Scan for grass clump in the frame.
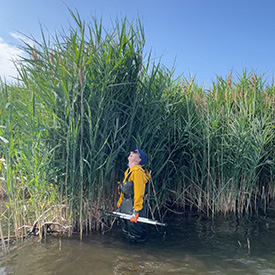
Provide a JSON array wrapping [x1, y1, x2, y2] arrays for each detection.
[[0, 11, 274, 244]]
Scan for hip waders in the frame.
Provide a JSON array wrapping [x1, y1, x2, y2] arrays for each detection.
[[119, 176, 148, 242], [120, 196, 147, 242]]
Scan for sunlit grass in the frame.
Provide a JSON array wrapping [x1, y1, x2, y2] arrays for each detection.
[[0, 10, 274, 244]]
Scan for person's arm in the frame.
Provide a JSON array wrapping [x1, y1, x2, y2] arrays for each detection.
[[116, 169, 129, 208], [132, 171, 146, 211], [117, 192, 124, 207]]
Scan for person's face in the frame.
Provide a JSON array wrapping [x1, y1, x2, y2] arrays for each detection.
[[128, 150, 141, 165]]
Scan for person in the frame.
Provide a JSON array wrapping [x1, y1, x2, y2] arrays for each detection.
[[116, 145, 150, 242]]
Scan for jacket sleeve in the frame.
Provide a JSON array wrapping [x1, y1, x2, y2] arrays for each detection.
[[117, 193, 124, 207], [132, 170, 146, 211], [116, 169, 129, 207]]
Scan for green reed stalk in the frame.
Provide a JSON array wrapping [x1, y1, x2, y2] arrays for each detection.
[[1, 10, 274, 242]]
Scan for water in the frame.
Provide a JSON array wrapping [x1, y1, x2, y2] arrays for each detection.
[[0, 210, 275, 275]]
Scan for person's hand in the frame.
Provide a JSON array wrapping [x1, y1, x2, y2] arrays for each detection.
[[116, 206, 121, 212], [130, 210, 139, 223]]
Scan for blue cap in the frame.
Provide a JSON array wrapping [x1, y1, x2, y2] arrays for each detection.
[[133, 145, 147, 166]]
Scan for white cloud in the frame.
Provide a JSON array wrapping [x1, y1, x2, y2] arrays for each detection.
[[10, 32, 34, 46], [0, 35, 26, 83]]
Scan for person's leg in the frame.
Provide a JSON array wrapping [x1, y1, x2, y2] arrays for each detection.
[[127, 204, 148, 242], [127, 223, 147, 242], [120, 198, 133, 238]]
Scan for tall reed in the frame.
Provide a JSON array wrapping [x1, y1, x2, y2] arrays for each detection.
[[0, 11, 274, 242]]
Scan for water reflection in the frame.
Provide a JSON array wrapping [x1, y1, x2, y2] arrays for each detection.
[[0, 210, 275, 274]]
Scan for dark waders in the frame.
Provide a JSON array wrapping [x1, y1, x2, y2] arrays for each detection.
[[119, 178, 147, 242]]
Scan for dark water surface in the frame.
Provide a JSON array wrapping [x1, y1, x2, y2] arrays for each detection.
[[0, 210, 275, 275]]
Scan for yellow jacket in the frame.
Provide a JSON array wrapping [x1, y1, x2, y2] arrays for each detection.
[[117, 165, 150, 211]]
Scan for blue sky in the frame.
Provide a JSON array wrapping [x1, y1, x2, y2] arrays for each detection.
[[1, 0, 275, 87]]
